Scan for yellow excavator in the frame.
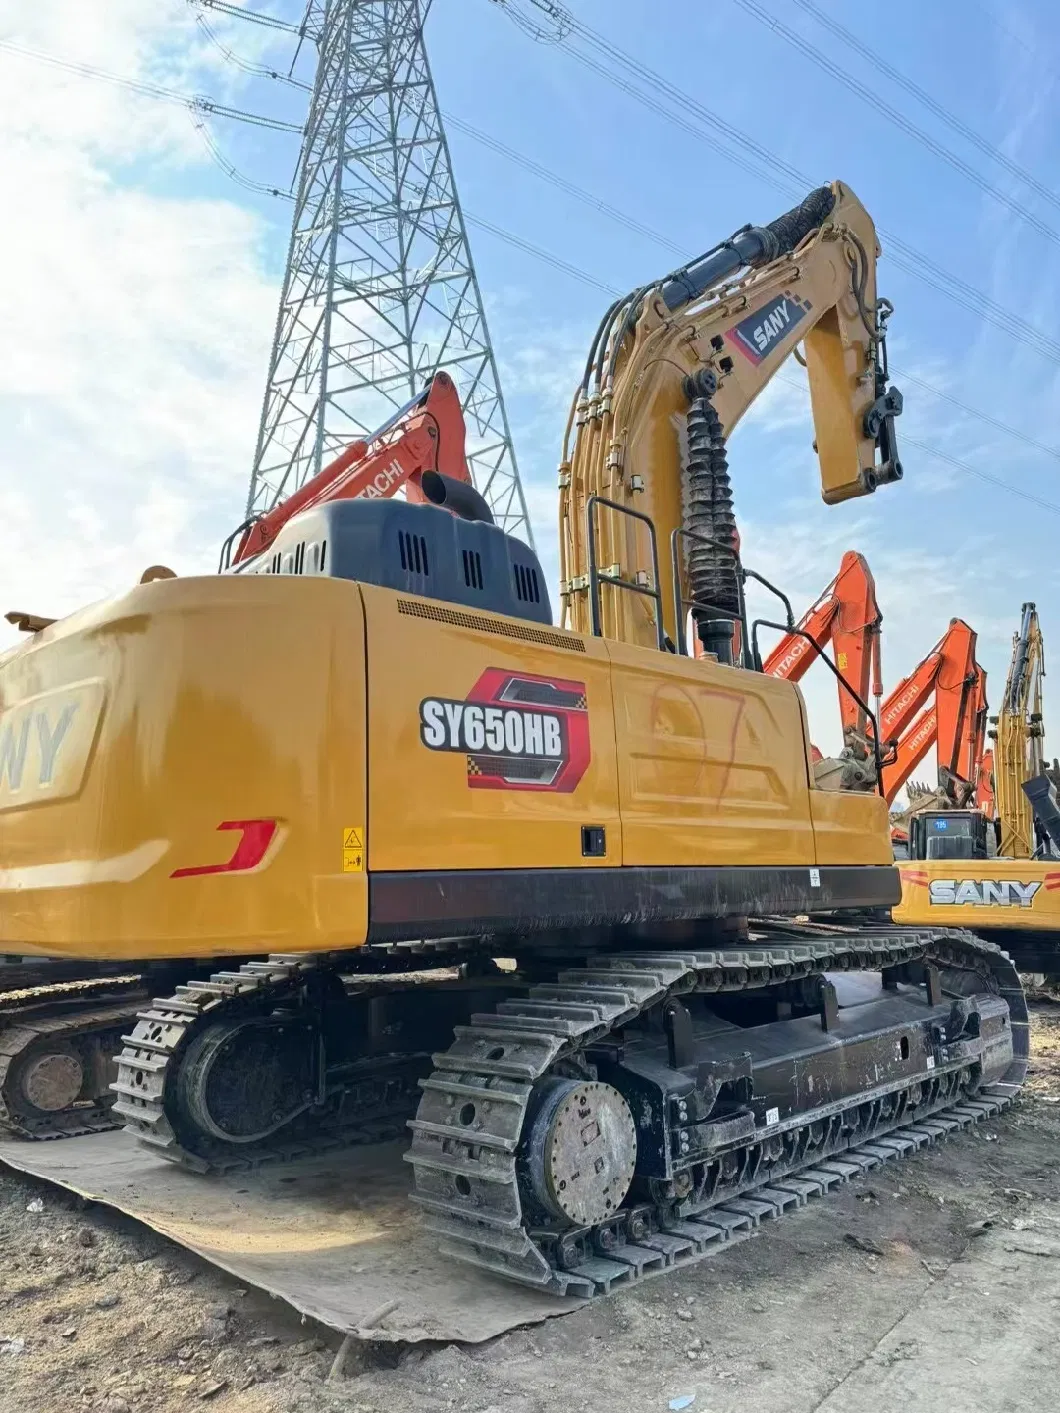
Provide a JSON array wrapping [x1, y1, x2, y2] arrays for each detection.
[[0, 183, 1027, 1296], [896, 603, 1060, 978]]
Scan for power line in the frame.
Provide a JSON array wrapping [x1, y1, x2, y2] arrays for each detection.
[[191, 12, 312, 89], [494, 5, 1060, 368], [446, 114, 686, 257], [15, 11, 1060, 373], [787, 0, 1060, 216], [9, 17, 1060, 508], [891, 368, 1060, 466], [0, 37, 302, 132], [463, 215, 1060, 517], [902, 434, 1060, 516], [190, 114, 294, 197], [464, 212, 621, 296], [963, 0, 1043, 66], [732, 0, 1060, 250], [9, 20, 1060, 373], [189, 0, 305, 36], [12, 25, 1057, 471], [450, 111, 1060, 464]]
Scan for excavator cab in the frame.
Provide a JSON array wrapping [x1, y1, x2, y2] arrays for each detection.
[[908, 810, 990, 862]]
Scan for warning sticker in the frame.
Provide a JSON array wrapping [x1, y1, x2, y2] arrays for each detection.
[[342, 827, 365, 873]]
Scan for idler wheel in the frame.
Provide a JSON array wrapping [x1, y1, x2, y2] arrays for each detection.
[[173, 1019, 314, 1145], [11, 1045, 84, 1115], [525, 1078, 637, 1226]]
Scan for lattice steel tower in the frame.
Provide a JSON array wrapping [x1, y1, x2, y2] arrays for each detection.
[[247, 0, 532, 543]]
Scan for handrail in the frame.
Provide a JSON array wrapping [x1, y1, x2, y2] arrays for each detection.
[[218, 515, 264, 573], [586, 494, 666, 651], [751, 617, 886, 796]]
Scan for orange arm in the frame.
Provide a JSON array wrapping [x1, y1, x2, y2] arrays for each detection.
[[878, 620, 980, 804], [956, 664, 989, 785], [882, 705, 937, 803], [876, 619, 976, 746], [825, 552, 882, 738], [231, 372, 470, 566], [762, 550, 882, 740], [762, 594, 839, 682], [934, 623, 979, 778]]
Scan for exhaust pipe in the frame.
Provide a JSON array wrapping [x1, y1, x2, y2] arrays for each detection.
[[420, 470, 494, 525]]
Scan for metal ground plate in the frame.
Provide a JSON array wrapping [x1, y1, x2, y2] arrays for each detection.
[[0, 1090, 1009, 1341]]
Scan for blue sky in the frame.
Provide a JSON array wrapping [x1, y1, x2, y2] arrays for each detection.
[[2, 0, 1059, 775]]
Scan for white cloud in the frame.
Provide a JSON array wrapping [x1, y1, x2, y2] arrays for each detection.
[[0, 1, 278, 645]]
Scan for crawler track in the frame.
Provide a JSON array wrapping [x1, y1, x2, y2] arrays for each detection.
[[407, 925, 1027, 1295], [0, 976, 146, 1139], [113, 947, 481, 1172]]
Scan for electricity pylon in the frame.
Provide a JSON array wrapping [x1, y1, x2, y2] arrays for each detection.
[[247, 0, 532, 544]]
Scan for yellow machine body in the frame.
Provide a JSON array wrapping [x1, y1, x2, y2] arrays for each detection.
[[894, 859, 1060, 933], [0, 572, 893, 963]]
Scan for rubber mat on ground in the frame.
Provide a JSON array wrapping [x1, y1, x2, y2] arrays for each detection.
[[0, 1132, 583, 1342]]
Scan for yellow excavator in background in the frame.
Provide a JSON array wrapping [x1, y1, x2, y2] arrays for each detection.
[[0, 183, 1027, 1297], [896, 603, 1060, 977]]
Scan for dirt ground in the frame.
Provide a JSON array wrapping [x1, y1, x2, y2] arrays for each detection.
[[0, 1002, 1057, 1413]]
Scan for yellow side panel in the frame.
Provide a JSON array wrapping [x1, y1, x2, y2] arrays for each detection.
[[604, 642, 815, 867], [895, 861, 1060, 931], [0, 576, 368, 960], [362, 587, 621, 870], [810, 790, 893, 865]]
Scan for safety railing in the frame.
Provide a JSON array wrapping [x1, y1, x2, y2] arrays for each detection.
[[586, 495, 666, 651], [750, 617, 887, 797], [218, 515, 264, 573]]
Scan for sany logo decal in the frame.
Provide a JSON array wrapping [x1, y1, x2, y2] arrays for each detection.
[[0, 680, 107, 815], [0, 702, 78, 792], [419, 669, 590, 791], [727, 292, 809, 366], [927, 879, 1042, 908]]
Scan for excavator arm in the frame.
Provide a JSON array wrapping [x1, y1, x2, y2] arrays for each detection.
[[993, 602, 1045, 856], [977, 746, 996, 819], [960, 663, 990, 789], [875, 619, 981, 805], [225, 372, 472, 568], [762, 549, 882, 741], [559, 182, 903, 653]]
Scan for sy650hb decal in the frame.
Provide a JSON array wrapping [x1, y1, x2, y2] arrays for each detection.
[[419, 669, 590, 791]]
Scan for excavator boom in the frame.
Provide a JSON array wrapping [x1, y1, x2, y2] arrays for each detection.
[[876, 619, 981, 804], [763, 549, 882, 740], [226, 372, 472, 568], [994, 602, 1045, 857], [559, 182, 903, 655]]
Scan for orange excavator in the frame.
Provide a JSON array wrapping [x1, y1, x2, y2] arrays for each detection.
[[762, 550, 882, 789], [876, 620, 988, 846], [220, 371, 474, 570]]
